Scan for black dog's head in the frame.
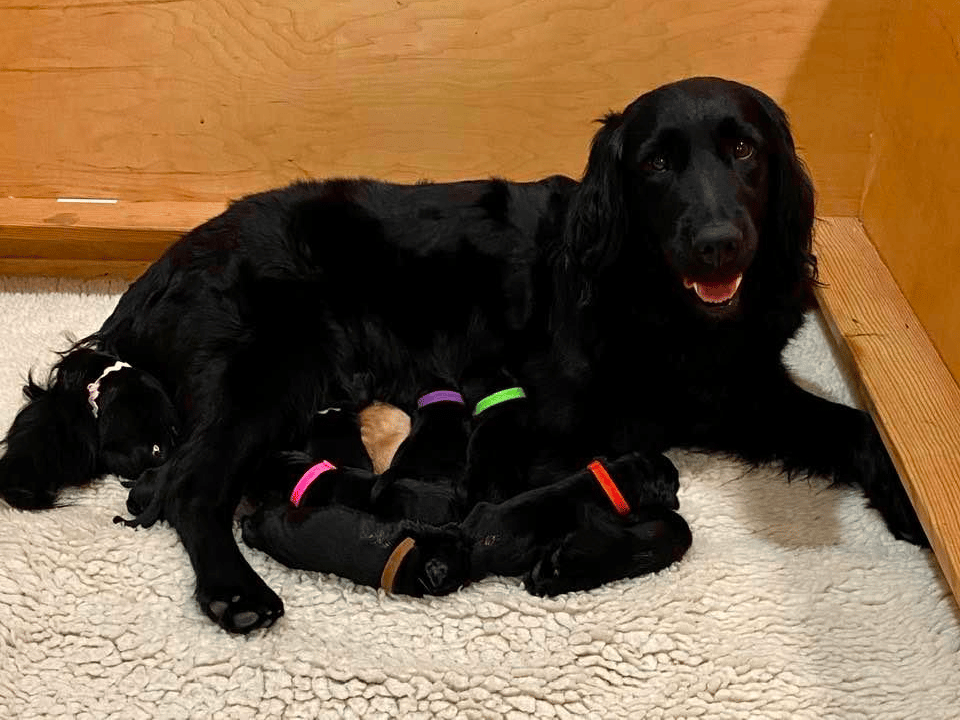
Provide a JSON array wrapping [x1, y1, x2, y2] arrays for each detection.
[[563, 76, 816, 322]]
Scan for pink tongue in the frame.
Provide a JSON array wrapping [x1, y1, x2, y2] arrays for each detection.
[[695, 278, 740, 303]]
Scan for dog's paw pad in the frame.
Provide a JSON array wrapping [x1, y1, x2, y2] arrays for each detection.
[[232, 610, 266, 631], [199, 586, 284, 634], [208, 600, 229, 619]]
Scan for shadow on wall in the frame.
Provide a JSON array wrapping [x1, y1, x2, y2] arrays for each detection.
[[781, 0, 897, 218]]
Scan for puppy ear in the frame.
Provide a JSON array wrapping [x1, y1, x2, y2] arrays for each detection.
[[752, 90, 818, 291], [560, 112, 627, 303], [0, 373, 99, 508]]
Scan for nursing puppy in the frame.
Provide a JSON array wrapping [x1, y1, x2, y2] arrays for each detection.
[[241, 408, 470, 597], [463, 451, 690, 592]]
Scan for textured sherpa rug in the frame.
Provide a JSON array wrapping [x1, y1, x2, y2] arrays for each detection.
[[1, 276, 959, 720]]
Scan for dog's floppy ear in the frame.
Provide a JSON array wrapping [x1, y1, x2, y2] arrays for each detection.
[[560, 111, 627, 304], [546, 113, 626, 376], [0, 372, 99, 508], [751, 88, 817, 290]]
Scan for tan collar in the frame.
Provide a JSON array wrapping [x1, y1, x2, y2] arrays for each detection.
[[380, 537, 416, 593]]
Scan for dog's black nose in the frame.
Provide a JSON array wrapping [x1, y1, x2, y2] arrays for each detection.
[[693, 222, 741, 269]]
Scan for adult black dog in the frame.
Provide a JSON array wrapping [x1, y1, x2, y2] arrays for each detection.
[[0, 77, 925, 633]]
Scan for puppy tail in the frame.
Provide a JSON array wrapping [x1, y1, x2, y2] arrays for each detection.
[[0, 370, 99, 509]]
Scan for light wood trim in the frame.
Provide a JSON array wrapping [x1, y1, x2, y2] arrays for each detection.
[[0, 198, 224, 274], [814, 217, 960, 599]]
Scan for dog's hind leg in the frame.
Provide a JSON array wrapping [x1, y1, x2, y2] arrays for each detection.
[[127, 345, 324, 633], [141, 426, 287, 634]]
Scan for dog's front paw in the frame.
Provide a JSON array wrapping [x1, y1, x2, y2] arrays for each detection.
[[196, 571, 284, 634], [858, 430, 928, 547]]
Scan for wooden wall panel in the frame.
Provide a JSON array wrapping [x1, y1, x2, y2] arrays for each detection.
[[815, 217, 960, 604], [861, 0, 960, 383], [0, 0, 891, 215]]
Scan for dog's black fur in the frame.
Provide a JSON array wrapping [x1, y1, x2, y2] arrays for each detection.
[[460, 369, 536, 506], [242, 504, 470, 597], [463, 451, 690, 592], [253, 404, 467, 525], [0, 348, 178, 507], [0, 77, 925, 632], [369, 389, 470, 525], [240, 408, 471, 597], [244, 405, 688, 596]]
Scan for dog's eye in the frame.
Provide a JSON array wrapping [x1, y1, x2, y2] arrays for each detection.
[[732, 140, 755, 160], [644, 154, 669, 173]]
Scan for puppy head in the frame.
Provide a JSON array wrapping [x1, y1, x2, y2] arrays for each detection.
[[566, 77, 815, 322], [392, 526, 470, 597], [93, 365, 179, 479]]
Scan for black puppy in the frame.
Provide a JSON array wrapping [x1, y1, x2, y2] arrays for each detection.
[[524, 502, 691, 597], [460, 369, 535, 506], [462, 452, 690, 592], [240, 407, 470, 597], [0, 347, 178, 508], [369, 388, 471, 525]]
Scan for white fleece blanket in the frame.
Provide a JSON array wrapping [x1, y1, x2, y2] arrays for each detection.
[[1, 277, 958, 719]]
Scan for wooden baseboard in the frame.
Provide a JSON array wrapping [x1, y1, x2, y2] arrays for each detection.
[[2, 204, 958, 599], [0, 198, 224, 279], [814, 217, 960, 598]]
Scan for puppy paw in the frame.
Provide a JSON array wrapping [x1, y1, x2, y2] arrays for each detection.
[[523, 506, 693, 597], [239, 511, 266, 549], [113, 468, 166, 528], [391, 525, 470, 597], [523, 541, 567, 598], [196, 574, 284, 634]]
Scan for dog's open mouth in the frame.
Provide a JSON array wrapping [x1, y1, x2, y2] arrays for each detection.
[[683, 274, 743, 305]]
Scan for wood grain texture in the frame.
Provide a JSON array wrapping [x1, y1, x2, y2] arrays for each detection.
[[860, 0, 960, 384], [0, 198, 223, 264], [0, 0, 892, 214], [814, 217, 960, 600], [0, 259, 150, 281]]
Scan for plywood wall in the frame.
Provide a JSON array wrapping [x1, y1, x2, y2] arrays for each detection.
[[0, 0, 891, 215], [861, 0, 960, 383]]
